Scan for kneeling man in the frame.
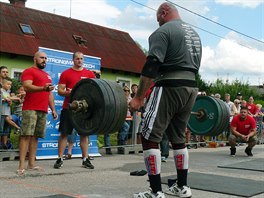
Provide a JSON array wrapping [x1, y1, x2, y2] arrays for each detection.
[[229, 106, 257, 156]]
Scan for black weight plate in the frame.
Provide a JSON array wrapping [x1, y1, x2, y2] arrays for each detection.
[[69, 78, 108, 135], [95, 79, 116, 134], [105, 80, 127, 134], [212, 99, 230, 136]]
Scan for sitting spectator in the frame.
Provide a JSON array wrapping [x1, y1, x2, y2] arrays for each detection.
[[229, 106, 258, 157]]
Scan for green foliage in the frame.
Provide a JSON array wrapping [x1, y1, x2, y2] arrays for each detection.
[[9, 130, 19, 149], [196, 73, 210, 92], [207, 79, 261, 101], [255, 100, 264, 106], [11, 78, 22, 94], [97, 133, 118, 148], [196, 76, 262, 101]]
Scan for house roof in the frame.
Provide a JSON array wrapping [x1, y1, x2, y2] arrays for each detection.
[[0, 2, 146, 74]]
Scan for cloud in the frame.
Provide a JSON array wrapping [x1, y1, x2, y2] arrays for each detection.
[[112, 0, 209, 49], [215, 0, 263, 8], [201, 32, 264, 85], [24, 0, 121, 27]]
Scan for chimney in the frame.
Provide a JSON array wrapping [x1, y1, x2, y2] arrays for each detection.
[[9, 0, 27, 7]]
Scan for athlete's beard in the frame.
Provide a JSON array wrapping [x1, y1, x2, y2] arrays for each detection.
[[36, 62, 45, 69]]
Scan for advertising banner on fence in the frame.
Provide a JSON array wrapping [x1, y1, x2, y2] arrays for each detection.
[[36, 47, 101, 159]]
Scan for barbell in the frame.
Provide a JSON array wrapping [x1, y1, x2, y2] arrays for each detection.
[[68, 79, 229, 136]]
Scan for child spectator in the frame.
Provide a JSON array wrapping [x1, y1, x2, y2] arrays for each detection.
[[254, 104, 263, 122], [0, 77, 20, 149], [6, 85, 25, 134]]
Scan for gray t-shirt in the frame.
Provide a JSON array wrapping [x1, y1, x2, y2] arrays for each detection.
[[148, 19, 202, 74], [1, 88, 11, 116]]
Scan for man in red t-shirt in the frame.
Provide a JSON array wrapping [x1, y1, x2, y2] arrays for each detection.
[[229, 106, 257, 157], [17, 51, 58, 176], [53, 51, 95, 169]]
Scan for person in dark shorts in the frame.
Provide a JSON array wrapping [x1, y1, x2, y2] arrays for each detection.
[[53, 52, 95, 169], [130, 2, 202, 198]]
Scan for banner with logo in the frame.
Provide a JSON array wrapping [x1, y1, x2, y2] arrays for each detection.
[[36, 47, 101, 159]]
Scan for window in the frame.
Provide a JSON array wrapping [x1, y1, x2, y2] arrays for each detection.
[[19, 23, 34, 35], [73, 34, 87, 46], [11, 68, 24, 81], [116, 77, 131, 89]]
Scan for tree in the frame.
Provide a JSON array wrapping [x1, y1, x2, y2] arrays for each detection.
[[208, 79, 261, 101], [195, 73, 211, 93]]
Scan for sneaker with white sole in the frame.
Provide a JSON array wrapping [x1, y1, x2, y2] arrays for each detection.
[[133, 189, 165, 198], [53, 158, 63, 169], [165, 183, 192, 198]]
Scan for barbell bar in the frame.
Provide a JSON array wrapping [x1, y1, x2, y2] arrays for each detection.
[[68, 79, 229, 136]]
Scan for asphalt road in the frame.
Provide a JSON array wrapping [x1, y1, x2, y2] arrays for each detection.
[[0, 144, 263, 198]]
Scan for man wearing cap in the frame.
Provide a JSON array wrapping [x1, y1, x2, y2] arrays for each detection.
[[236, 92, 243, 102]]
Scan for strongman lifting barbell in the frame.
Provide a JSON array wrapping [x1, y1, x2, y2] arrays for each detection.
[[68, 79, 229, 136]]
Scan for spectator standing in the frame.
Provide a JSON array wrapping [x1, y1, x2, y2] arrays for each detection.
[[254, 104, 263, 122], [0, 66, 9, 85], [224, 93, 236, 138], [233, 99, 240, 115], [117, 85, 132, 154], [104, 134, 112, 155], [63, 129, 77, 159], [241, 100, 247, 108], [229, 106, 257, 156], [214, 93, 221, 99], [131, 84, 138, 98], [53, 51, 95, 169], [130, 2, 202, 197], [17, 51, 58, 176], [246, 96, 257, 117], [160, 133, 169, 162], [236, 92, 243, 103], [129, 83, 138, 144]]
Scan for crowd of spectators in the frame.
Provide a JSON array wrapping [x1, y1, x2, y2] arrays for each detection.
[[185, 91, 263, 150]]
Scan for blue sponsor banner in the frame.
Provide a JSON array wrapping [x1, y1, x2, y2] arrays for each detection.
[[36, 47, 101, 159]]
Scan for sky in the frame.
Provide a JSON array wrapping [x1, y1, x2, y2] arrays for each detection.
[[1, 0, 263, 85]]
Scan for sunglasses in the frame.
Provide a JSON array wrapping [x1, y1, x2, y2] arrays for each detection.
[[124, 90, 130, 92]]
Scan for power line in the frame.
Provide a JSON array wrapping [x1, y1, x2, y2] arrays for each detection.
[[165, 0, 264, 44], [130, 0, 156, 11], [129, 0, 255, 49]]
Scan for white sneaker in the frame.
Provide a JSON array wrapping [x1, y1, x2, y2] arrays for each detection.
[[161, 156, 167, 162], [133, 189, 165, 198], [165, 183, 192, 198]]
